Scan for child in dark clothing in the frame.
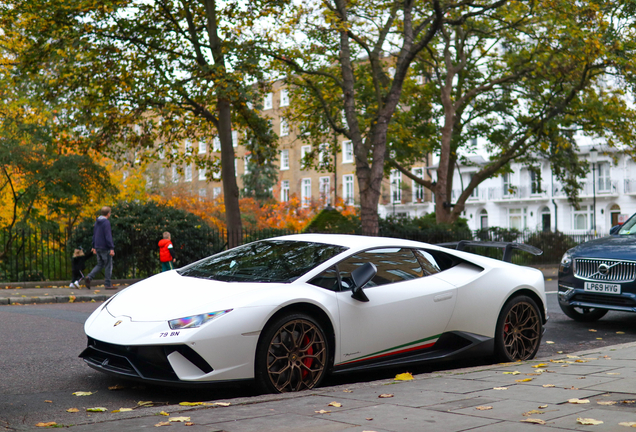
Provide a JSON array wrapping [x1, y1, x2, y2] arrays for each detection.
[[70, 248, 94, 289]]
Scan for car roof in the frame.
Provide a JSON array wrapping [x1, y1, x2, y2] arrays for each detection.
[[269, 233, 434, 250]]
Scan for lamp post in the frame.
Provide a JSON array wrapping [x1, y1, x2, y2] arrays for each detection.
[[590, 146, 598, 235]]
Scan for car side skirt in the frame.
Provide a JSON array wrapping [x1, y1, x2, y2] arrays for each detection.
[[331, 331, 493, 374]]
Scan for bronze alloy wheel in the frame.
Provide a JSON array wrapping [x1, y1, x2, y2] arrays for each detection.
[[501, 299, 541, 360], [265, 318, 327, 393]]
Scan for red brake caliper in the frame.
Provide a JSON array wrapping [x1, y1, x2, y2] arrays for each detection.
[[301, 335, 313, 379]]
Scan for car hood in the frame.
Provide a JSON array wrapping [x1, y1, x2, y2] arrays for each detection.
[[570, 235, 636, 260], [106, 271, 279, 322]]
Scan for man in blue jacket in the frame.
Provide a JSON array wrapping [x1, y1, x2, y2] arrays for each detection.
[[85, 206, 115, 289]]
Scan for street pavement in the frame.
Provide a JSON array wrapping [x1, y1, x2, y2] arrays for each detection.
[[25, 342, 636, 431]]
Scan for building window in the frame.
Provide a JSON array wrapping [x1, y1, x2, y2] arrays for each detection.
[[185, 164, 192, 182], [318, 143, 329, 167], [301, 178, 311, 207], [199, 168, 206, 181], [280, 118, 289, 137], [172, 166, 179, 183], [212, 169, 221, 180], [198, 140, 207, 154], [280, 149, 289, 170], [263, 92, 273, 110], [198, 188, 207, 197], [390, 169, 402, 203], [185, 140, 192, 154], [343, 174, 354, 205], [158, 148, 165, 159], [234, 158, 238, 177], [244, 155, 251, 174], [319, 176, 331, 205], [509, 208, 527, 230], [530, 170, 542, 194], [573, 205, 592, 230], [412, 167, 424, 203], [232, 130, 238, 147], [598, 162, 611, 192], [213, 187, 222, 198], [280, 89, 289, 107], [281, 180, 290, 202], [300, 145, 311, 169], [503, 172, 514, 196], [213, 137, 221, 152], [342, 140, 353, 164], [159, 168, 165, 184], [480, 209, 488, 229]]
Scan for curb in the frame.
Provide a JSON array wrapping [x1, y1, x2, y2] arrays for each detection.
[[0, 294, 113, 305], [1, 278, 141, 289]]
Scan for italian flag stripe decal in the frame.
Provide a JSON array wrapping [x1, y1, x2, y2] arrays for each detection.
[[338, 334, 441, 366]]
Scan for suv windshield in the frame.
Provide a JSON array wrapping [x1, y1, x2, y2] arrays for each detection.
[[177, 240, 348, 283], [618, 215, 636, 235]]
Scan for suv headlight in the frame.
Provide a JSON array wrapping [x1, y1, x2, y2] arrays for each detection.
[[168, 309, 233, 330], [560, 251, 572, 269]]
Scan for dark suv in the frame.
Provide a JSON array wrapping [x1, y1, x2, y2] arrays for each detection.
[[558, 215, 636, 321]]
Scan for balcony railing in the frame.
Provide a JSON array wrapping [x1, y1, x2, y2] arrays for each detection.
[[553, 180, 618, 197], [487, 186, 548, 201]]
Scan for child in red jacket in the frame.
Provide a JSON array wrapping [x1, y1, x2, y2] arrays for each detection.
[[158, 231, 174, 272]]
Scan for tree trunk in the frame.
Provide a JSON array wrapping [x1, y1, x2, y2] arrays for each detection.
[[217, 97, 242, 248]]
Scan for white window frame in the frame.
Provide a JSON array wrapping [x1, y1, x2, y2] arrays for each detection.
[[212, 137, 221, 152], [281, 180, 290, 202], [508, 207, 527, 230], [185, 164, 192, 182], [244, 155, 251, 174], [300, 145, 311, 169], [572, 205, 592, 230], [172, 166, 179, 183], [598, 162, 611, 192], [198, 140, 207, 154], [232, 130, 238, 147], [263, 92, 273, 110], [343, 174, 354, 205], [342, 140, 354, 164], [234, 158, 238, 177], [280, 149, 289, 170], [318, 143, 329, 167], [185, 140, 192, 154], [199, 167, 206, 181], [198, 188, 207, 197], [280, 118, 289, 137], [301, 178, 311, 207], [280, 89, 289, 107], [503, 172, 514, 196], [390, 169, 402, 204], [319, 176, 331, 205], [213, 187, 222, 198]]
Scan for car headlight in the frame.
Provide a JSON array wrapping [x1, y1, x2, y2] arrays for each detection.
[[168, 309, 233, 330], [560, 251, 572, 268]]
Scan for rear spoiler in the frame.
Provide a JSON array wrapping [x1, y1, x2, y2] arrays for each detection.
[[436, 240, 543, 263]]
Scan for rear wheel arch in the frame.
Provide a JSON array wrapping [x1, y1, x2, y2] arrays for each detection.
[[504, 288, 547, 324]]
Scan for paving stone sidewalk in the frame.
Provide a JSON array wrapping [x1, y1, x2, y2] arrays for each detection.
[[38, 342, 636, 432]]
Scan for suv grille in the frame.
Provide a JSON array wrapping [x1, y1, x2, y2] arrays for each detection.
[[574, 258, 636, 282]]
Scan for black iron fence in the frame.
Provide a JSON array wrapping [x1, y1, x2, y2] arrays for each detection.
[[0, 226, 606, 282]]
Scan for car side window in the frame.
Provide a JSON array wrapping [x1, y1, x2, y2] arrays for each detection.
[[413, 249, 441, 275], [337, 248, 424, 290], [308, 266, 340, 291]]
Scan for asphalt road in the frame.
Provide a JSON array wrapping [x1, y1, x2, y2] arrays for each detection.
[[1, 279, 635, 430]]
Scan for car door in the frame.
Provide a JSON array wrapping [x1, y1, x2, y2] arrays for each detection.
[[334, 248, 457, 367]]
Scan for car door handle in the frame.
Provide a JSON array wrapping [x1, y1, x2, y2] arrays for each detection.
[[434, 293, 453, 302]]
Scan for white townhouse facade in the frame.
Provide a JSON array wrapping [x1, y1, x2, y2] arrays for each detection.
[[379, 141, 636, 234]]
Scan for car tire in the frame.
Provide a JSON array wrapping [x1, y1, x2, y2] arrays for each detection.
[[559, 303, 608, 322], [494, 295, 542, 362], [255, 313, 329, 393]]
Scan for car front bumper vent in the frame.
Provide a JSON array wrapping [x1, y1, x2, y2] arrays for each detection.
[[79, 337, 213, 382], [574, 258, 636, 282], [572, 293, 636, 307]]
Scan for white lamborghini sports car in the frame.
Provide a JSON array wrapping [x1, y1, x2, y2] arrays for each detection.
[[81, 234, 547, 393]]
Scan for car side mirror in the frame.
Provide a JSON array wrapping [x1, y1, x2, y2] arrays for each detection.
[[610, 225, 621, 235], [350, 263, 376, 302]]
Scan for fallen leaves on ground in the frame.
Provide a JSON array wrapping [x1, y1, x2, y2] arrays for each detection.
[[619, 422, 636, 427], [111, 408, 133, 413], [394, 372, 414, 381], [66, 408, 79, 413], [158, 411, 169, 416], [137, 401, 155, 407], [44, 400, 52, 403], [523, 410, 545, 416], [577, 418, 603, 425], [607, 373, 621, 375], [86, 407, 108, 412], [568, 398, 590, 404], [185, 422, 194, 426], [622, 400, 636, 404], [532, 363, 548, 368], [566, 355, 580, 358], [542, 384, 555, 388], [69, 295, 75, 303], [378, 394, 394, 398], [493, 387, 508, 390], [154, 421, 170, 427], [538, 405, 548, 409], [475, 406, 493, 410], [35, 422, 57, 427], [315, 410, 331, 414], [617, 331, 626, 335], [343, 389, 353, 393], [108, 384, 126, 390], [521, 418, 546, 425], [597, 401, 617, 406], [328, 402, 342, 407], [551, 360, 566, 363], [503, 371, 520, 375], [589, 329, 597, 332], [515, 378, 533, 382], [72, 391, 93, 396], [169, 417, 190, 422], [545, 341, 555, 344]]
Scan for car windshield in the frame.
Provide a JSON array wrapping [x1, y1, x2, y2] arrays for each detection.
[[177, 240, 348, 283], [618, 215, 636, 235]]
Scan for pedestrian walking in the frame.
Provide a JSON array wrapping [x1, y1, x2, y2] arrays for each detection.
[[69, 247, 93, 289], [85, 206, 115, 289], [158, 231, 174, 272]]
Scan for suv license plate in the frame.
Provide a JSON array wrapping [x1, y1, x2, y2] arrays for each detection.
[[584, 282, 621, 294]]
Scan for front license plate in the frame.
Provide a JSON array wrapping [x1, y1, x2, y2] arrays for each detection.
[[584, 282, 621, 294]]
